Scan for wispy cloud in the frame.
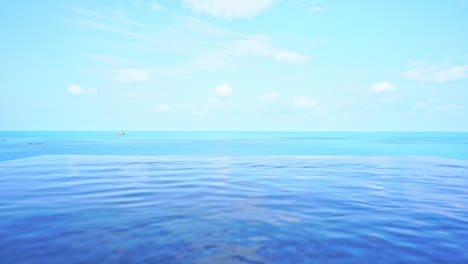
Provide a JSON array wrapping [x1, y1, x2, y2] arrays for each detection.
[[309, 0, 327, 13], [294, 96, 318, 108], [406, 61, 468, 82], [259, 93, 281, 100], [181, 16, 243, 38], [226, 35, 308, 64], [183, 0, 273, 19], [214, 83, 232, 96], [309, 6, 326, 13], [436, 103, 462, 111], [105, 69, 150, 83], [65, 11, 147, 40], [67, 84, 84, 96], [369, 82, 398, 92], [104, 66, 191, 83], [133, 0, 163, 11], [64, 6, 190, 51], [65, 7, 308, 74], [275, 51, 308, 63], [156, 104, 170, 112], [416, 98, 462, 111], [292, 96, 324, 114], [67, 84, 97, 96], [190, 34, 308, 69]]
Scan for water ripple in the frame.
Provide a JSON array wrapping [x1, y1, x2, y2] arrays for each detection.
[[0, 155, 467, 263]]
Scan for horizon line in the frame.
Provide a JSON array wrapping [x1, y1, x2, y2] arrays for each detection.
[[1, 130, 468, 133]]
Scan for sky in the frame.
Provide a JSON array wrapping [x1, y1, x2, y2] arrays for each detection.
[[1, 0, 467, 131]]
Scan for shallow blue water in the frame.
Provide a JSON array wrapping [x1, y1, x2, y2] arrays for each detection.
[[0, 132, 468, 263], [1, 131, 468, 161]]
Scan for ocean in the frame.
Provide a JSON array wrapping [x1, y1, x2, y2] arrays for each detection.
[[0, 131, 467, 263]]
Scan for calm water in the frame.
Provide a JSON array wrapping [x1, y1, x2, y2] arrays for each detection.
[[1, 131, 468, 161], [0, 132, 468, 263]]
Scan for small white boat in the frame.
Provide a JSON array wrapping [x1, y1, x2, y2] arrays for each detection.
[[117, 131, 126, 135]]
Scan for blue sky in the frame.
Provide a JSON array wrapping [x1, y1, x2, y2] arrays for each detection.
[[1, 0, 467, 131]]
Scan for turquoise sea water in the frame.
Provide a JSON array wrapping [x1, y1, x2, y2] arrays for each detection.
[[0, 131, 467, 263], [1, 131, 468, 161]]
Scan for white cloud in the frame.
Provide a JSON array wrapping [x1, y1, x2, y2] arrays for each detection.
[[214, 83, 232, 96], [156, 104, 170, 112], [229, 35, 308, 64], [294, 96, 318, 108], [65, 11, 147, 40], [133, 0, 162, 11], [191, 34, 308, 68], [259, 93, 281, 100], [68, 6, 308, 79], [436, 104, 462, 111], [70, 7, 307, 71], [416, 102, 426, 108], [291, 96, 324, 115], [182, 16, 241, 37], [406, 63, 468, 82], [190, 34, 281, 69], [415, 99, 461, 112], [106, 68, 150, 83], [227, 34, 275, 56], [407, 59, 424, 67], [67, 84, 97, 96], [370, 82, 398, 92], [275, 51, 308, 63], [183, 0, 273, 19], [67, 84, 84, 96], [309, 0, 327, 13], [293, 96, 317, 108], [309, 7, 326, 13]]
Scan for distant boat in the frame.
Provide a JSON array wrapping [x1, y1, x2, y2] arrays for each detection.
[[117, 131, 126, 135]]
